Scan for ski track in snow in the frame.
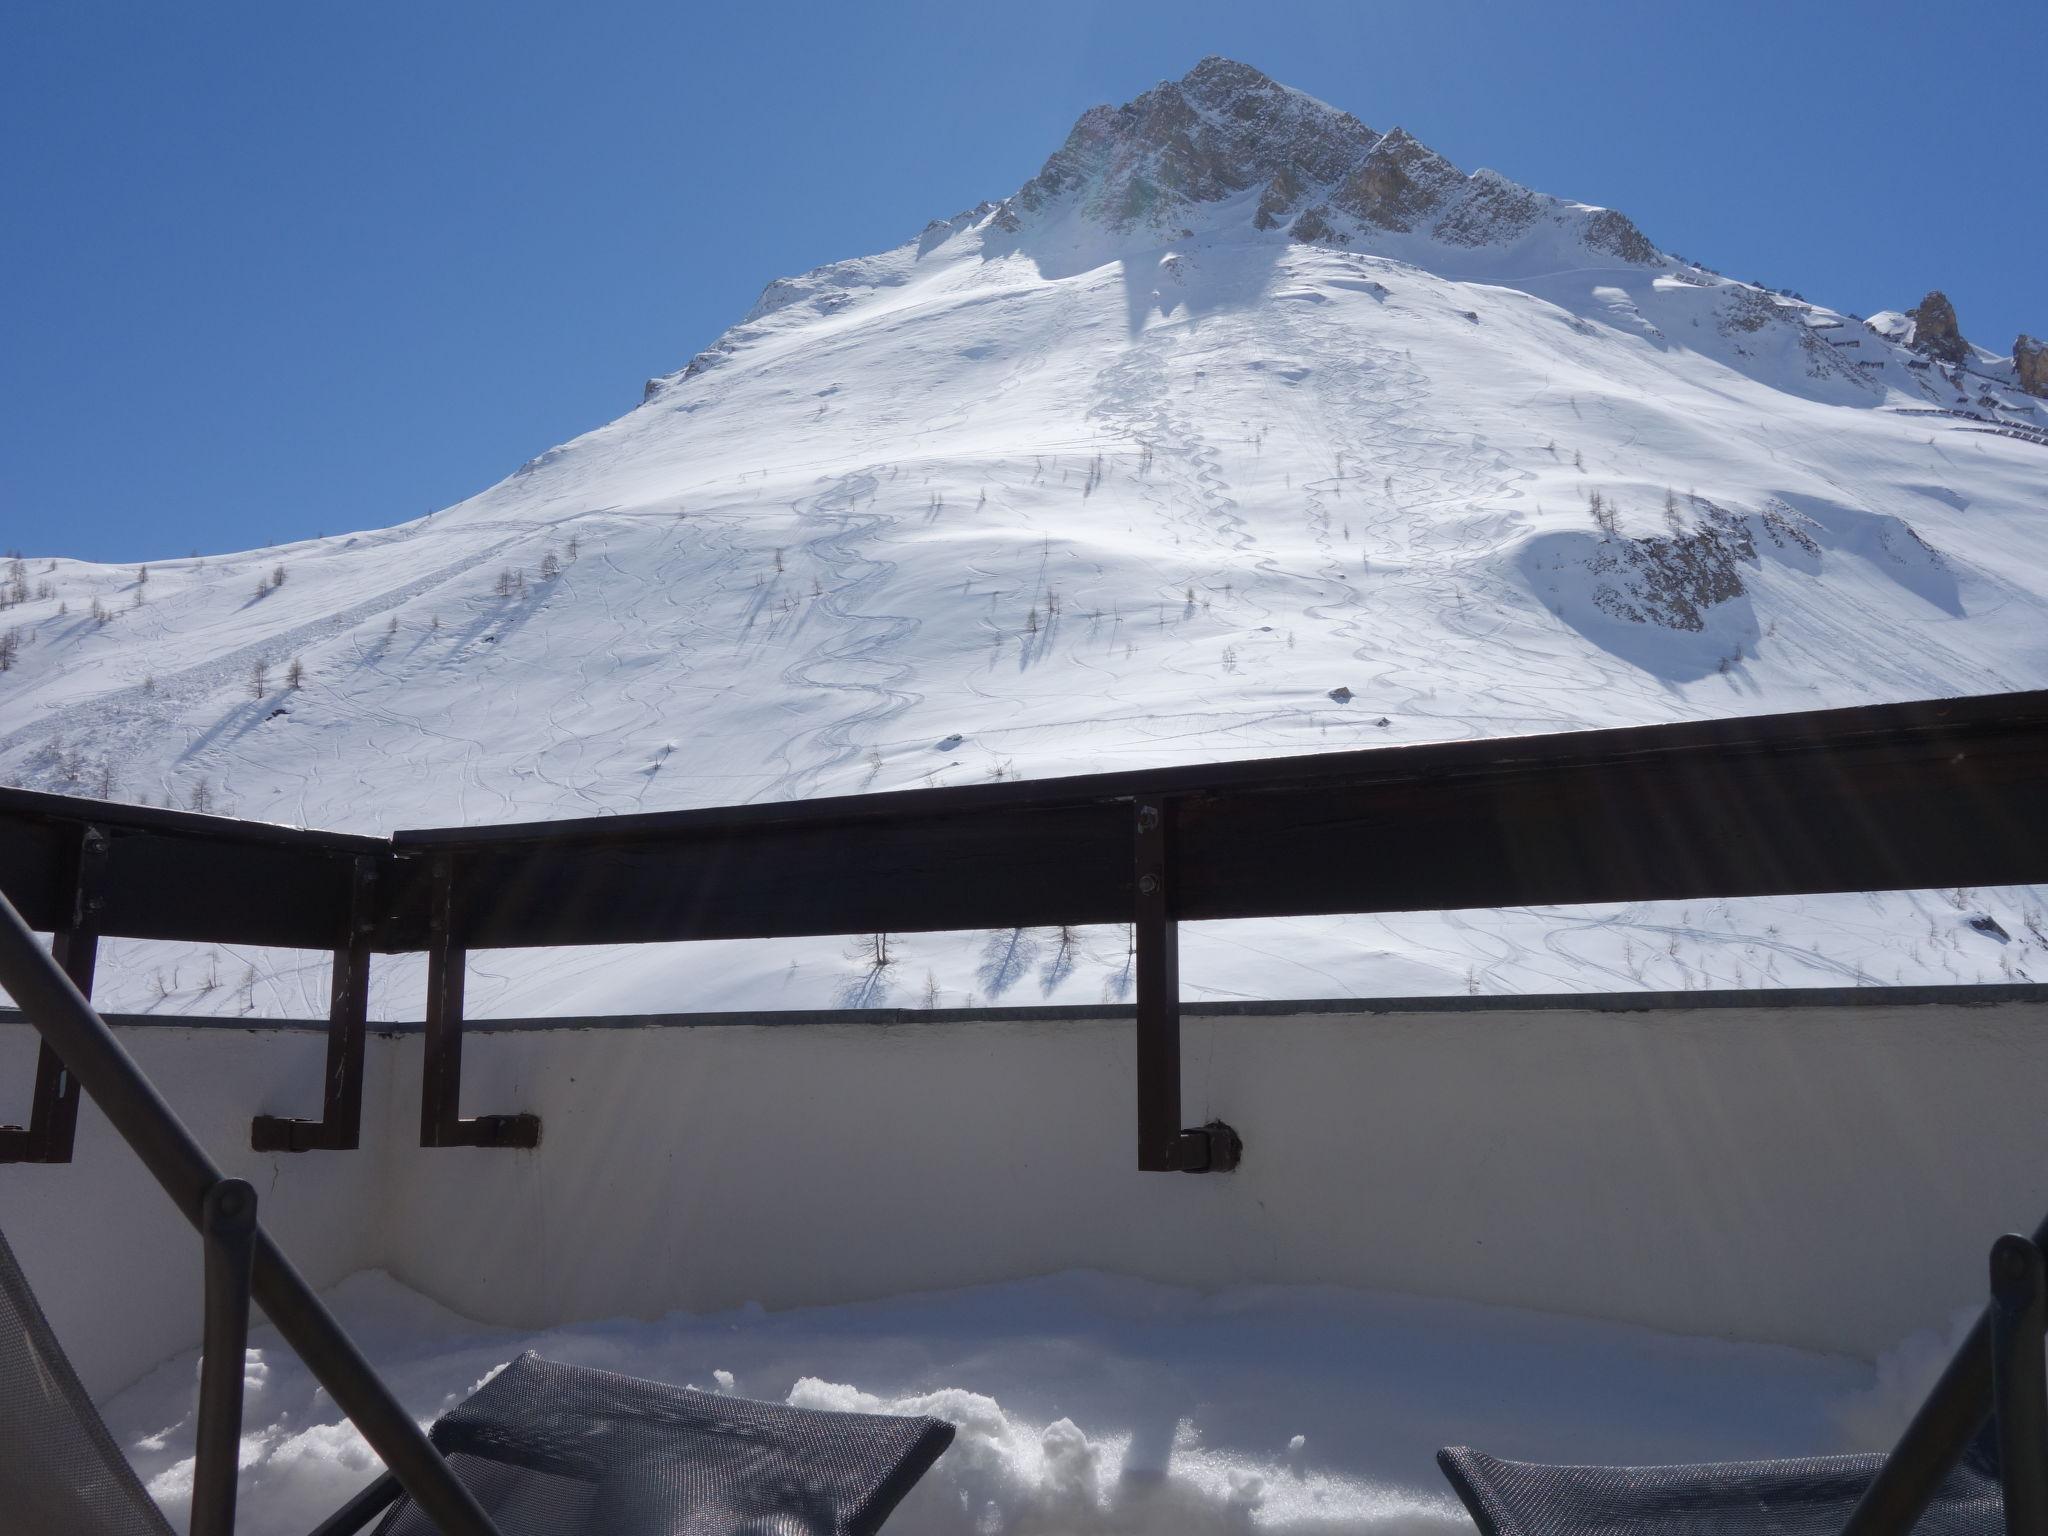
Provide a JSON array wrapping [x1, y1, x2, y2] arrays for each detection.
[[753, 468, 926, 803]]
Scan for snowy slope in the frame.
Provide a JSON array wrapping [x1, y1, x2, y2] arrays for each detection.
[[3, 57, 2045, 1016]]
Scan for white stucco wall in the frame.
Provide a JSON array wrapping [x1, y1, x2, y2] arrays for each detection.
[[4, 994, 2046, 1397], [0, 1023, 398, 1398], [378, 1001, 2048, 1361]]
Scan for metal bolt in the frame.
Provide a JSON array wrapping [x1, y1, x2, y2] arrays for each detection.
[[1994, 1235, 2037, 1285], [1138, 874, 1159, 895], [1136, 805, 1160, 832]]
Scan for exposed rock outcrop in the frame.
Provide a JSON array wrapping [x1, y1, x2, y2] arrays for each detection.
[[1583, 208, 1660, 265], [1289, 206, 1338, 244], [1588, 507, 1757, 631], [2016, 334, 2048, 398], [993, 57, 1663, 266], [1008, 56, 1378, 232], [1907, 291, 1968, 364], [1720, 286, 1781, 334], [1252, 165, 1305, 230], [1588, 505, 1817, 632], [1331, 128, 1462, 231], [1434, 169, 1540, 247]]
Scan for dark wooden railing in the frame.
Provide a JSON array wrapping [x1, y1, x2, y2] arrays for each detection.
[[4, 688, 2046, 1170]]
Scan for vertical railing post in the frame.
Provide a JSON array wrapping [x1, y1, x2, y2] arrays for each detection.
[[419, 854, 537, 1150], [1992, 1234, 2048, 1536], [192, 1178, 257, 1536], [2, 823, 105, 1164], [253, 855, 376, 1153], [421, 854, 466, 1148], [26, 928, 96, 1161], [322, 931, 370, 1148], [1132, 798, 1239, 1173], [1133, 798, 1179, 1171]]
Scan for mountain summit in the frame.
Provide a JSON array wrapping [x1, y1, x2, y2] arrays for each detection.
[[999, 57, 1658, 265], [3, 59, 2045, 1013]]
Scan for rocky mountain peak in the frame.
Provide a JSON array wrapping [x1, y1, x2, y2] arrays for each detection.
[[1906, 290, 1969, 364], [1009, 57, 1379, 232], [996, 57, 1662, 268], [2012, 333, 2047, 398]]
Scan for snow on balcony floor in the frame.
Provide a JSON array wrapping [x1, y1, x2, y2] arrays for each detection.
[[102, 1269, 1950, 1536]]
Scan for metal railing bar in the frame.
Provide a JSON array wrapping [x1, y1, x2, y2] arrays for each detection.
[[191, 1178, 256, 1536], [0, 784, 388, 851], [386, 688, 2048, 850], [303, 1472, 402, 1536], [1991, 1235, 2048, 1536], [1840, 1218, 2048, 1536], [6, 690, 2045, 956], [0, 888, 503, 1536]]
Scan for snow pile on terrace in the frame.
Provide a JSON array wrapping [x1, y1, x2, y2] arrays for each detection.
[[103, 1268, 1893, 1536], [1, 57, 2044, 1014]]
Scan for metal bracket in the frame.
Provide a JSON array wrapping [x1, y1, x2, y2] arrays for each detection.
[[418, 855, 539, 1149], [1133, 798, 1240, 1173], [252, 856, 377, 1153], [0, 824, 106, 1164]]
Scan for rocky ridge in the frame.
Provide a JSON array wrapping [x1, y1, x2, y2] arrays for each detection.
[[647, 58, 2043, 427], [994, 57, 1661, 265]]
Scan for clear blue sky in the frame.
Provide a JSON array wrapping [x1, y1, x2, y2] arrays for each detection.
[[5, 1, 2040, 562]]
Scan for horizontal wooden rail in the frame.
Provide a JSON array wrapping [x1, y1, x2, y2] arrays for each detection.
[[3, 691, 2043, 951], [0, 788, 381, 950], [381, 689, 2048, 949]]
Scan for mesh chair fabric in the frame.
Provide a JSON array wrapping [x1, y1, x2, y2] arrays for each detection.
[[1438, 1442, 2003, 1536], [374, 1352, 954, 1536], [0, 1225, 175, 1536]]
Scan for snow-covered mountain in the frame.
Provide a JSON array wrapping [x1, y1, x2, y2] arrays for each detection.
[[5, 57, 2045, 1016]]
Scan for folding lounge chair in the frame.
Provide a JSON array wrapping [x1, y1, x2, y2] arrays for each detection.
[[1437, 1231, 2048, 1536], [0, 890, 953, 1536], [1, 1220, 953, 1536]]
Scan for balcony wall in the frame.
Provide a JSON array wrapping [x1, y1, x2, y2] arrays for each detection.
[[4, 986, 2045, 1399]]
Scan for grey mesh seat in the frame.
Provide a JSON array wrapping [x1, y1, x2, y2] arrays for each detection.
[[0, 1222, 176, 1536], [1438, 1441, 2004, 1536], [1434, 1220, 2048, 1536], [1, 1223, 953, 1536], [365, 1352, 953, 1536]]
